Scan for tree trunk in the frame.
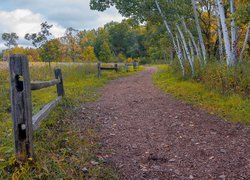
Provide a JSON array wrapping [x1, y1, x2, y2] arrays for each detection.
[[177, 24, 195, 76], [230, 0, 238, 64], [180, 38, 188, 62], [155, 0, 185, 74], [215, 6, 224, 63], [176, 34, 185, 76], [191, 0, 207, 65], [217, 0, 232, 66], [240, 24, 250, 62], [189, 39, 195, 63], [182, 19, 201, 63]]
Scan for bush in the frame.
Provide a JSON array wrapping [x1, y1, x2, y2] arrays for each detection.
[[172, 60, 250, 98]]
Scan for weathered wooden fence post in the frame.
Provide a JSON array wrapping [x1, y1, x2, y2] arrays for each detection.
[[9, 55, 33, 162], [54, 68, 65, 97], [125, 63, 129, 72], [114, 63, 118, 72], [133, 62, 137, 71], [97, 62, 101, 78]]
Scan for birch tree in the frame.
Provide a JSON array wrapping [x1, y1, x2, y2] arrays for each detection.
[[176, 34, 185, 76], [230, 0, 238, 64], [182, 19, 202, 64], [217, 0, 233, 66], [215, 5, 224, 63], [177, 24, 195, 76], [191, 0, 207, 65], [239, 24, 250, 62], [154, 0, 186, 75]]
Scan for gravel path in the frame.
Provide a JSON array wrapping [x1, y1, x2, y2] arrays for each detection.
[[79, 67, 250, 179]]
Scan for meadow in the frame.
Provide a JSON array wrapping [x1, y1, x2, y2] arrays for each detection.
[[0, 62, 142, 179]]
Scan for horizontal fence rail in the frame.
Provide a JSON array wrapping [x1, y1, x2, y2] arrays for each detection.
[[32, 96, 62, 130], [125, 62, 138, 72], [97, 62, 118, 78], [30, 79, 60, 91], [9, 54, 64, 162], [97, 62, 139, 78]]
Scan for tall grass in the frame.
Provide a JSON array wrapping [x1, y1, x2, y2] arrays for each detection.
[[0, 62, 142, 178], [153, 65, 250, 124]]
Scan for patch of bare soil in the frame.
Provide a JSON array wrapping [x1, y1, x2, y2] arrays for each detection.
[[78, 67, 250, 179]]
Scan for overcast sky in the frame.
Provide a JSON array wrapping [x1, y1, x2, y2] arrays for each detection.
[[0, 0, 124, 50]]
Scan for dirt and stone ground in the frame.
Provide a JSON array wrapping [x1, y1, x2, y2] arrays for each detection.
[[78, 67, 250, 179]]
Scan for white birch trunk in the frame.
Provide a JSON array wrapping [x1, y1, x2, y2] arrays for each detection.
[[177, 24, 195, 76], [155, 0, 185, 75], [217, 0, 232, 66], [240, 24, 250, 62], [180, 38, 188, 62], [191, 0, 207, 65], [197, 40, 201, 61], [182, 19, 201, 64], [189, 38, 195, 63], [230, 0, 238, 65], [176, 34, 185, 76], [215, 6, 224, 63]]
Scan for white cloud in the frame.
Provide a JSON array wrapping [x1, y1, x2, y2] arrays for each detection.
[[0, 9, 66, 49], [97, 8, 124, 27], [0, 1, 125, 50]]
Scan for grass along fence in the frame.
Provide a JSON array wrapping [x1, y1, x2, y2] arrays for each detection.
[[97, 62, 139, 78], [9, 55, 64, 162], [125, 62, 138, 72], [0, 61, 143, 178]]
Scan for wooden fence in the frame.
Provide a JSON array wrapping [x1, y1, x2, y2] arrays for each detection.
[[97, 62, 139, 78], [9, 55, 64, 162], [125, 62, 138, 72], [97, 62, 118, 78]]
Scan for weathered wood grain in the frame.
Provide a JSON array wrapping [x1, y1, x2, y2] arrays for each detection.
[[9, 54, 33, 162], [54, 68, 64, 96], [97, 63, 118, 78], [30, 79, 60, 91], [97, 62, 101, 78], [32, 96, 62, 130]]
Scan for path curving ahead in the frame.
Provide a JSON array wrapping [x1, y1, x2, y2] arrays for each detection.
[[80, 67, 250, 179]]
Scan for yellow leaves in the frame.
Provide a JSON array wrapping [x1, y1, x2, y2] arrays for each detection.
[[82, 46, 97, 62], [127, 57, 133, 63]]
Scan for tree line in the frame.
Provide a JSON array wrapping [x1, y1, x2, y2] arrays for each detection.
[[1, 19, 161, 64], [90, 0, 250, 76], [1, 0, 250, 71]]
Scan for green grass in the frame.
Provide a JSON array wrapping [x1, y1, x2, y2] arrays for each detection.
[[153, 65, 250, 124], [0, 62, 143, 179]]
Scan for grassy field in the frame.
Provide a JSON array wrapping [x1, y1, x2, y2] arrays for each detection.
[[153, 65, 250, 124], [0, 62, 142, 179]]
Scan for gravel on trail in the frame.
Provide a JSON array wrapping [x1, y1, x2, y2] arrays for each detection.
[[78, 67, 250, 179]]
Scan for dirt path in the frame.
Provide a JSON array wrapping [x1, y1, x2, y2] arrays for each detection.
[[79, 67, 250, 179]]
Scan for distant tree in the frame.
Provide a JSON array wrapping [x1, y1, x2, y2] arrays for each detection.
[[25, 22, 53, 47], [82, 46, 97, 62], [99, 41, 112, 62], [94, 28, 110, 59], [62, 27, 81, 62], [2, 33, 19, 48], [25, 21, 54, 65], [40, 39, 61, 63], [1, 32, 19, 60]]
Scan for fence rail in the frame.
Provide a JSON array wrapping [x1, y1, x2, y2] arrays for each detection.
[[125, 62, 138, 72], [30, 79, 60, 90], [97, 62, 139, 78], [9, 55, 64, 162], [97, 62, 118, 78]]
